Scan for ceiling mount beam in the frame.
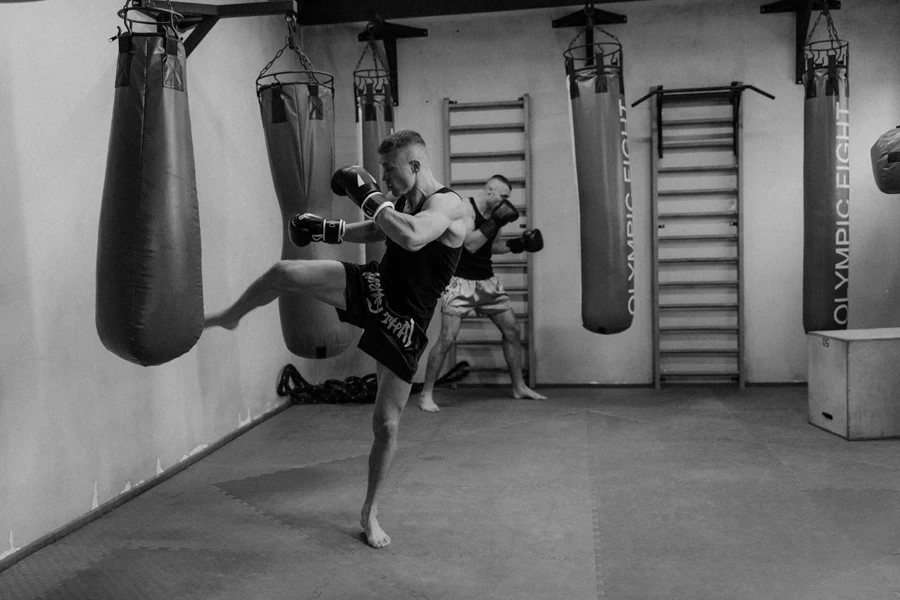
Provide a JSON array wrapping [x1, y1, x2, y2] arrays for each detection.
[[760, 0, 841, 84], [135, 1, 300, 57], [299, 0, 649, 26], [357, 15, 427, 107]]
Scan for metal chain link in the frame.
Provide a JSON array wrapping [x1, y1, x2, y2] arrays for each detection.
[[353, 23, 390, 74], [566, 2, 621, 51], [112, 0, 182, 41], [805, 3, 842, 47], [258, 14, 319, 83]]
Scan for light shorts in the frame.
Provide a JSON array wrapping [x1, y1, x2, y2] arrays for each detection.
[[441, 275, 512, 317]]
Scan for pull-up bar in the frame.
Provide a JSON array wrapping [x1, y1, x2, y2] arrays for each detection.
[[632, 83, 775, 159], [632, 83, 775, 107]]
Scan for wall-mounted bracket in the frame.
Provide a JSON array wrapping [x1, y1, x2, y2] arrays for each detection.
[[357, 15, 427, 107], [135, 1, 300, 57], [760, 0, 841, 84], [552, 4, 626, 66]]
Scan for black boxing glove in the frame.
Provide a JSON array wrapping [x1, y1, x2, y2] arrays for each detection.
[[330, 165, 395, 220], [289, 213, 344, 247], [506, 229, 543, 254], [479, 199, 519, 239]]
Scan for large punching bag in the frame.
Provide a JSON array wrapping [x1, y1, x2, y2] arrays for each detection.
[[257, 46, 357, 359], [96, 21, 203, 366], [354, 58, 394, 264], [565, 35, 634, 334], [802, 35, 850, 332]]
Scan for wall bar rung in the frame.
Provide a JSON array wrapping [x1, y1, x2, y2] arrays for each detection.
[[662, 118, 734, 127], [448, 100, 524, 110], [659, 234, 739, 242], [658, 188, 738, 196], [659, 211, 738, 220], [449, 123, 525, 133], [659, 303, 739, 310], [659, 258, 738, 265], [658, 165, 738, 174], [659, 280, 738, 287]]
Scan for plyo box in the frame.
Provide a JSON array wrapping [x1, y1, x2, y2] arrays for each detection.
[[808, 328, 900, 440]]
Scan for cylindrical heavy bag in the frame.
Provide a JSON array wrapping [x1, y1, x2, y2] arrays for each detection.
[[258, 76, 358, 358], [96, 32, 203, 366], [871, 126, 900, 194], [354, 69, 394, 264], [565, 44, 635, 334], [802, 44, 850, 332]]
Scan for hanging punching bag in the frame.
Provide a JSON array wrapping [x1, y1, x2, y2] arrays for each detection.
[[871, 126, 900, 194], [565, 41, 635, 334], [802, 40, 850, 332], [96, 30, 203, 366], [354, 67, 394, 264], [258, 69, 358, 359]]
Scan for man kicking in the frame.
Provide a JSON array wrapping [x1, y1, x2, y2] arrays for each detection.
[[204, 130, 470, 548], [418, 175, 546, 412]]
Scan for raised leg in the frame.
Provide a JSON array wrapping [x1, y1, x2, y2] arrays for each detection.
[[204, 259, 347, 330]]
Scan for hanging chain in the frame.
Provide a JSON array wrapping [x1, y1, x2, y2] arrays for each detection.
[[259, 14, 318, 82], [805, 3, 842, 47], [353, 20, 390, 74], [567, 2, 620, 51]]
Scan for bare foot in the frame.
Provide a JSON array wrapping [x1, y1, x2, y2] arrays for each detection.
[[418, 394, 440, 412], [203, 311, 239, 331], [513, 386, 547, 400], [360, 506, 391, 549]]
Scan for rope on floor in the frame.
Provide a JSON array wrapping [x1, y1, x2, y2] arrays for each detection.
[[276, 361, 471, 404]]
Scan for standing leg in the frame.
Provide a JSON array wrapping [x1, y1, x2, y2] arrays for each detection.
[[361, 362, 412, 548], [418, 313, 462, 412], [204, 259, 347, 330], [489, 309, 546, 400]]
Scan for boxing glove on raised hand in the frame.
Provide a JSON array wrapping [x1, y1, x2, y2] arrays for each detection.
[[507, 229, 544, 254], [289, 213, 345, 247], [479, 199, 519, 239], [330, 166, 395, 220]]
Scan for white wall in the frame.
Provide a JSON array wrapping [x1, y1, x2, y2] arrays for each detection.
[[303, 0, 900, 385], [0, 0, 368, 560], [1, 0, 898, 562]]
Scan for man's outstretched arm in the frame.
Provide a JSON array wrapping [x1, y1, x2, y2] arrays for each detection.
[[342, 221, 387, 244], [375, 194, 464, 252]]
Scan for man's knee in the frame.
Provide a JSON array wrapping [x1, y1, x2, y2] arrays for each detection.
[[435, 319, 461, 350], [270, 260, 309, 294], [437, 328, 458, 350], [269, 260, 293, 286], [372, 411, 400, 442], [497, 317, 520, 342]]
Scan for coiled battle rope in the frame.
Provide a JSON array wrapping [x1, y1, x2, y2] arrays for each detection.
[[276, 361, 471, 404]]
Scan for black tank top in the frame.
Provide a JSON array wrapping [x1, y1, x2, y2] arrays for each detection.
[[454, 197, 495, 280], [380, 187, 463, 328]]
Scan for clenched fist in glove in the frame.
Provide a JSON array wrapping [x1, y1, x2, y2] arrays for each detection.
[[506, 229, 544, 254], [330, 165, 395, 220], [289, 213, 345, 247], [479, 199, 519, 239]]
